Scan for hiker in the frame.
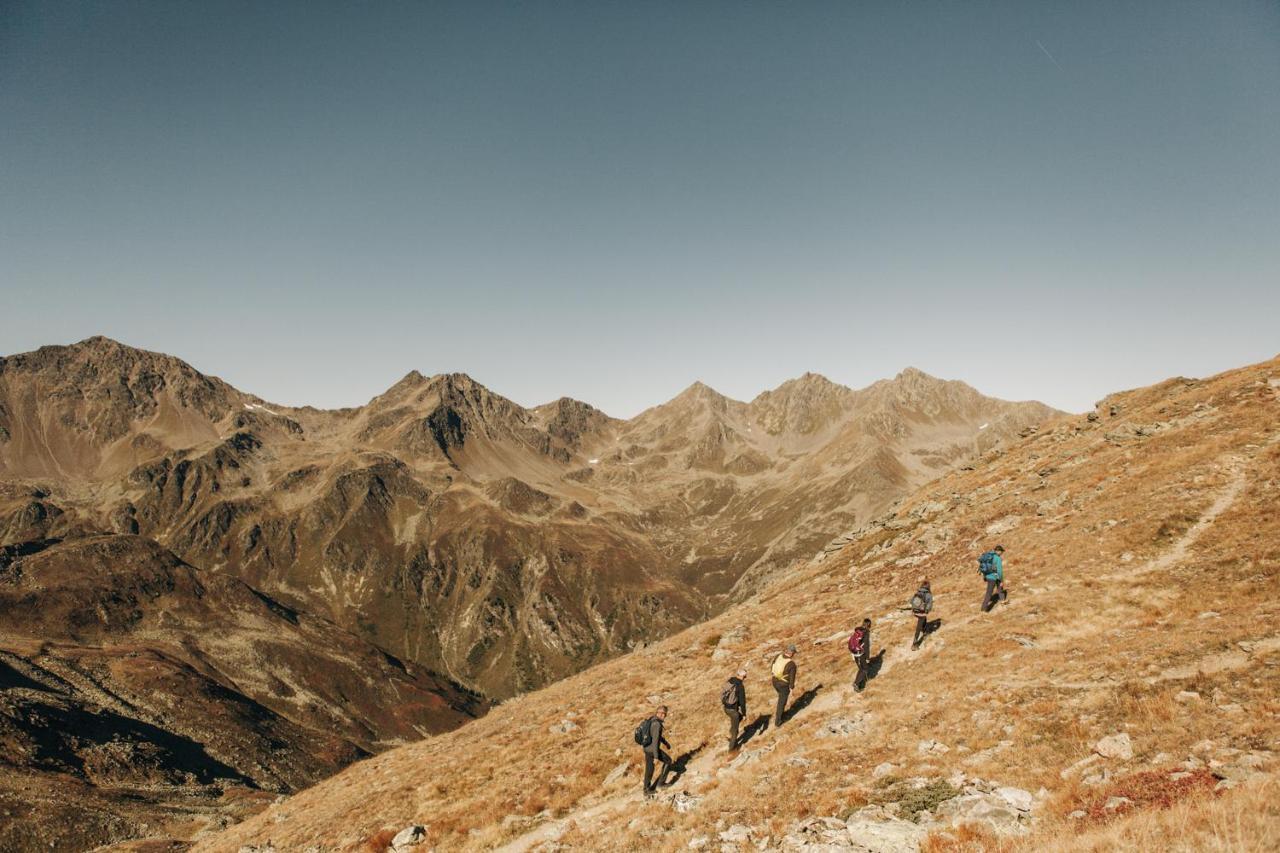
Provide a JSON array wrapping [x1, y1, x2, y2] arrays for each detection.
[[850, 619, 872, 691], [910, 578, 933, 649], [979, 545, 1007, 612], [721, 667, 748, 751], [771, 645, 798, 727], [637, 705, 673, 799]]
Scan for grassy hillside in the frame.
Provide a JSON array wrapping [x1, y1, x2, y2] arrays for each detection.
[[201, 356, 1280, 852]]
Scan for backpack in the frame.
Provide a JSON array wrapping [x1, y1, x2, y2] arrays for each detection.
[[771, 655, 791, 681], [848, 627, 866, 656], [720, 680, 738, 708], [978, 551, 998, 579], [633, 717, 653, 747], [910, 592, 926, 613]]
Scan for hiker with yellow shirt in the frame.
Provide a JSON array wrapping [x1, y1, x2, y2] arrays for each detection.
[[770, 644, 798, 727]]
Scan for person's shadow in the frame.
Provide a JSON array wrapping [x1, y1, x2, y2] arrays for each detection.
[[866, 650, 886, 682], [736, 714, 771, 749], [781, 683, 823, 724], [664, 740, 707, 786], [924, 618, 943, 636]]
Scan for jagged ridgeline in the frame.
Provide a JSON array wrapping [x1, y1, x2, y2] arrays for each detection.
[[0, 337, 1053, 849]]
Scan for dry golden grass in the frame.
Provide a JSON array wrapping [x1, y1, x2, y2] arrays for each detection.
[[1015, 776, 1279, 852], [199, 357, 1280, 852]]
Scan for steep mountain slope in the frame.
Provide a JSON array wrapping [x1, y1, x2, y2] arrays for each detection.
[[203, 355, 1280, 852], [0, 532, 484, 852]]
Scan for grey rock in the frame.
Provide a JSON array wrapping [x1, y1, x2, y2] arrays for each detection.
[[390, 825, 427, 851], [995, 786, 1034, 813], [1094, 733, 1133, 760], [1103, 796, 1132, 812], [816, 715, 868, 738], [843, 808, 929, 852], [669, 791, 702, 814]]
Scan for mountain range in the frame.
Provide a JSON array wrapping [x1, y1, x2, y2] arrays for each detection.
[[0, 337, 1054, 849]]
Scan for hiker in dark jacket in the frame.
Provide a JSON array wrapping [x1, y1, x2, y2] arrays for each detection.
[[721, 667, 747, 751], [979, 545, 1006, 612], [771, 645, 798, 727], [642, 705, 673, 798], [911, 578, 934, 649], [851, 619, 872, 691]]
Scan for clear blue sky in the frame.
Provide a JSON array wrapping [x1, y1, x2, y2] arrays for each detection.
[[2, 1, 1277, 416]]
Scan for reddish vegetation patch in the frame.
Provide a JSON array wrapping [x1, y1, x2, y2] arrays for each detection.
[[360, 828, 397, 853], [1081, 769, 1219, 823]]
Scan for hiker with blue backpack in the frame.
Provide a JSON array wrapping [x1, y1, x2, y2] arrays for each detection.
[[634, 705, 673, 799], [979, 545, 1007, 612]]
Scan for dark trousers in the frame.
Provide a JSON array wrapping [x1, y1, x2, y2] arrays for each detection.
[[912, 615, 927, 647], [773, 680, 790, 727], [724, 706, 743, 750], [643, 749, 672, 792], [981, 579, 1004, 612], [854, 654, 869, 691]]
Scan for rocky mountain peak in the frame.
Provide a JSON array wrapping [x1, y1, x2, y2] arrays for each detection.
[[750, 373, 855, 436]]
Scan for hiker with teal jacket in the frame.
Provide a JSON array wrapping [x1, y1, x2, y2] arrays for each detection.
[[979, 545, 1007, 612]]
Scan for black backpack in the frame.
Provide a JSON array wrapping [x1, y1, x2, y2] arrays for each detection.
[[633, 717, 653, 747]]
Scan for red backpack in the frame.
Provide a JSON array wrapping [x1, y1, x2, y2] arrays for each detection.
[[848, 627, 866, 656]]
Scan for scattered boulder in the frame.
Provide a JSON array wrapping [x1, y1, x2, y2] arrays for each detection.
[[719, 824, 753, 843], [390, 825, 427, 851], [917, 739, 949, 754], [843, 806, 929, 852], [935, 793, 1026, 834], [549, 719, 579, 734], [1094, 733, 1133, 760], [995, 787, 1034, 813], [872, 762, 897, 779], [816, 715, 868, 738], [669, 791, 702, 813], [780, 816, 848, 849]]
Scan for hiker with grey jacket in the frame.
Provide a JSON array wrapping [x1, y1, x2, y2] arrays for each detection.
[[636, 705, 673, 799], [979, 545, 1007, 612], [721, 668, 748, 751], [910, 578, 934, 649], [770, 645, 798, 727]]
